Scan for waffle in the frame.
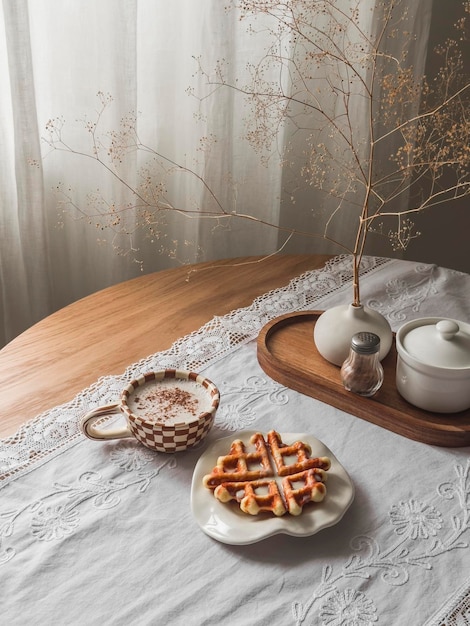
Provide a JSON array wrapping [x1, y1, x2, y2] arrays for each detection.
[[214, 479, 287, 516], [203, 431, 330, 516], [202, 432, 272, 488], [267, 430, 331, 476], [282, 468, 328, 515]]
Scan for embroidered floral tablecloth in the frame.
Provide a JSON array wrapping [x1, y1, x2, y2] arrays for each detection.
[[1, 256, 470, 626]]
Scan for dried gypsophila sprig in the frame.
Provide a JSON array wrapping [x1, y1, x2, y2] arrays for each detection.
[[43, 92, 338, 268], [42, 1, 470, 301], [211, 0, 470, 303]]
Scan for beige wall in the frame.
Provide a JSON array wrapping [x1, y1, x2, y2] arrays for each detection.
[[402, 1, 470, 273]]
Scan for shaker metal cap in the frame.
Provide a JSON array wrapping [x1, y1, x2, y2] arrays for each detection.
[[351, 332, 381, 354]]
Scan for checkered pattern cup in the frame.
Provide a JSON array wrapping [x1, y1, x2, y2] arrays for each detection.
[[80, 370, 220, 453]]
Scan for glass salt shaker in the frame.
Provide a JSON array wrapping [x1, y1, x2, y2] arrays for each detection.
[[340, 332, 384, 397]]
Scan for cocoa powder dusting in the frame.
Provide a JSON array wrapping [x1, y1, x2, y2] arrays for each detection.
[[134, 386, 200, 423]]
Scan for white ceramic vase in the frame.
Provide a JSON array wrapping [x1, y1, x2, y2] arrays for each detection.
[[313, 303, 393, 366]]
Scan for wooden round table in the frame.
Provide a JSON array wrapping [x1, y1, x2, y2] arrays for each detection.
[[0, 254, 331, 438]]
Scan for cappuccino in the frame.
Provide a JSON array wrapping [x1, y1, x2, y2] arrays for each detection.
[[127, 378, 213, 425]]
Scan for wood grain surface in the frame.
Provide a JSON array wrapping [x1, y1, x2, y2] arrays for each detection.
[[0, 254, 331, 438], [257, 312, 470, 447]]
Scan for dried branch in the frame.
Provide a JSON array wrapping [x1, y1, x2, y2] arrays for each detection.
[[43, 0, 470, 301]]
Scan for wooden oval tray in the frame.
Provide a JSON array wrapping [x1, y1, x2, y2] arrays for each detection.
[[257, 311, 470, 447]]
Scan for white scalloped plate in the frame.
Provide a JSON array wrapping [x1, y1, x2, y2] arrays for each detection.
[[190, 431, 355, 545]]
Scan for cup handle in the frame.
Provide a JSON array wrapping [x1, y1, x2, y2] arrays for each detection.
[[80, 404, 133, 441]]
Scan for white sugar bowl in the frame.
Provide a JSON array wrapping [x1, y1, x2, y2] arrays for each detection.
[[396, 317, 470, 413]]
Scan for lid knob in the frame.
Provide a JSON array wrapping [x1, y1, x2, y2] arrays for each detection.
[[436, 320, 460, 341]]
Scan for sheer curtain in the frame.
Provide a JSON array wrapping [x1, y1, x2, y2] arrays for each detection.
[[0, 0, 433, 347]]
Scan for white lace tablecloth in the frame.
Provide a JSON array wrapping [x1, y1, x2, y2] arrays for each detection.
[[1, 255, 470, 626]]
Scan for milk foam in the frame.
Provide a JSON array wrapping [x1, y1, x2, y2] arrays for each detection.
[[127, 378, 213, 425]]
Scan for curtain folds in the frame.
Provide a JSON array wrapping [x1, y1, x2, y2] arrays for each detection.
[[0, 1, 432, 347], [1, 0, 52, 343]]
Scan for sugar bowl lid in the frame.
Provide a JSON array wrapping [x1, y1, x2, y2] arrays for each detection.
[[401, 318, 470, 369]]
